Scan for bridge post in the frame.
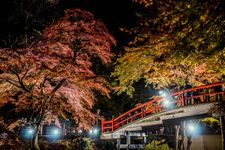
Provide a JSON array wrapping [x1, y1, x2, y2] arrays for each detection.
[[144, 135, 147, 144], [141, 107, 145, 118], [174, 124, 181, 150], [126, 133, 131, 150], [181, 94, 185, 106], [116, 138, 121, 150], [101, 120, 104, 133], [112, 118, 114, 132]]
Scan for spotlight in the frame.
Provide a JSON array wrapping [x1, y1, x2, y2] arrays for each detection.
[[89, 129, 93, 135], [53, 128, 59, 135], [186, 123, 201, 136], [21, 127, 35, 139], [93, 128, 98, 134], [163, 99, 170, 106], [162, 98, 173, 109], [49, 127, 61, 140], [159, 90, 163, 95], [188, 124, 195, 132], [89, 127, 99, 136], [28, 128, 34, 134], [78, 129, 83, 134], [159, 90, 168, 97]]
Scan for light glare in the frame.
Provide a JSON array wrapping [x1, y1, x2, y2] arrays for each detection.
[[53, 129, 59, 135], [163, 99, 170, 106], [78, 129, 83, 134], [159, 90, 168, 97], [188, 125, 195, 132], [89, 129, 93, 134], [28, 128, 33, 134], [93, 128, 98, 134]]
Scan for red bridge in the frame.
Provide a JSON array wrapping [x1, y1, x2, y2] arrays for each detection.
[[101, 82, 225, 145]]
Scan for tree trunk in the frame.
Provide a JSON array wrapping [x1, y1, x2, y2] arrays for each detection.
[[31, 114, 44, 150], [220, 115, 225, 150], [179, 121, 186, 150], [174, 125, 180, 150], [31, 123, 41, 150], [186, 136, 192, 150]]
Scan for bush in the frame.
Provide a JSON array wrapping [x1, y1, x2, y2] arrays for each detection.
[[144, 140, 169, 150], [37, 136, 98, 150], [95, 140, 117, 150]]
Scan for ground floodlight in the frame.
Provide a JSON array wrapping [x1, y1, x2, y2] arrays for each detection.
[[78, 129, 83, 134], [93, 128, 98, 134], [28, 128, 34, 134], [21, 127, 35, 139], [49, 127, 61, 140], [89, 129, 93, 135], [53, 128, 60, 135], [188, 124, 195, 132], [186, 123, 201, 136]]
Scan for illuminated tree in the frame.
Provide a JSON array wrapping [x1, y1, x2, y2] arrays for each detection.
[[113, 0, 225, 96], [0, 8, 115, 149]]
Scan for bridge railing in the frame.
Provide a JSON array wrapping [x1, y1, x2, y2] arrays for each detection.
[[101, 82, 225, 133]]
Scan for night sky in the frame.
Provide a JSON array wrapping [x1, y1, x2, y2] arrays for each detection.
[[0, 0, 141, 46], [60, 0, 141, 45]]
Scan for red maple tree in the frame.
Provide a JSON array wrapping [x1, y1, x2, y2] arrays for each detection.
[[0, 8, 115, 149]]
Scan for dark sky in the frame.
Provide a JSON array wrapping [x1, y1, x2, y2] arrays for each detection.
[[0, 0, 140, 46], [60, 0, 139, 44], [60, 0, 137, 27]]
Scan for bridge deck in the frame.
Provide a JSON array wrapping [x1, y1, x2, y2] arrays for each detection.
[[101, 103, 213, 139], [101, 82, 225, 140]]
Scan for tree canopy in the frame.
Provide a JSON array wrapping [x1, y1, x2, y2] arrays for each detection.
[[0, 8, 116, 129], [112, 0, 225, 96]]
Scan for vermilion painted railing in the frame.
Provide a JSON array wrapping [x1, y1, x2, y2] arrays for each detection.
[[101, 82, 225, 133]]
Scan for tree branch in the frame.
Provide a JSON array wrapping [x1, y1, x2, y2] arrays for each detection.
[[51, 78, 66, 94], [5, 79, 21, 88], [9, 67, 31, 92], [21, 65, 30, 81]]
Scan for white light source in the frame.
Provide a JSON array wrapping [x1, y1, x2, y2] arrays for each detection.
[[186, 123, 201, 137], [89, 127, 99, 136], [78, 129, 82, 134], [187, 124, 195, 132], [28, 128, 34, 134], [93, 128, 98, 134], [49, 128, 61, 139], [159, 90, 163, 95], [163, 99, 170, 106], [53, 128, 59, 135], [89, 129, 93, 134], [159, 90, 168, 97]]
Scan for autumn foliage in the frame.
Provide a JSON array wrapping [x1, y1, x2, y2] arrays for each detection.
[[0, 8, 115, 131], [113, 0, 225, 96]]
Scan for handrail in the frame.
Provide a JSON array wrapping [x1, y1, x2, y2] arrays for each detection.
[[102, 82, 225, 133]]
